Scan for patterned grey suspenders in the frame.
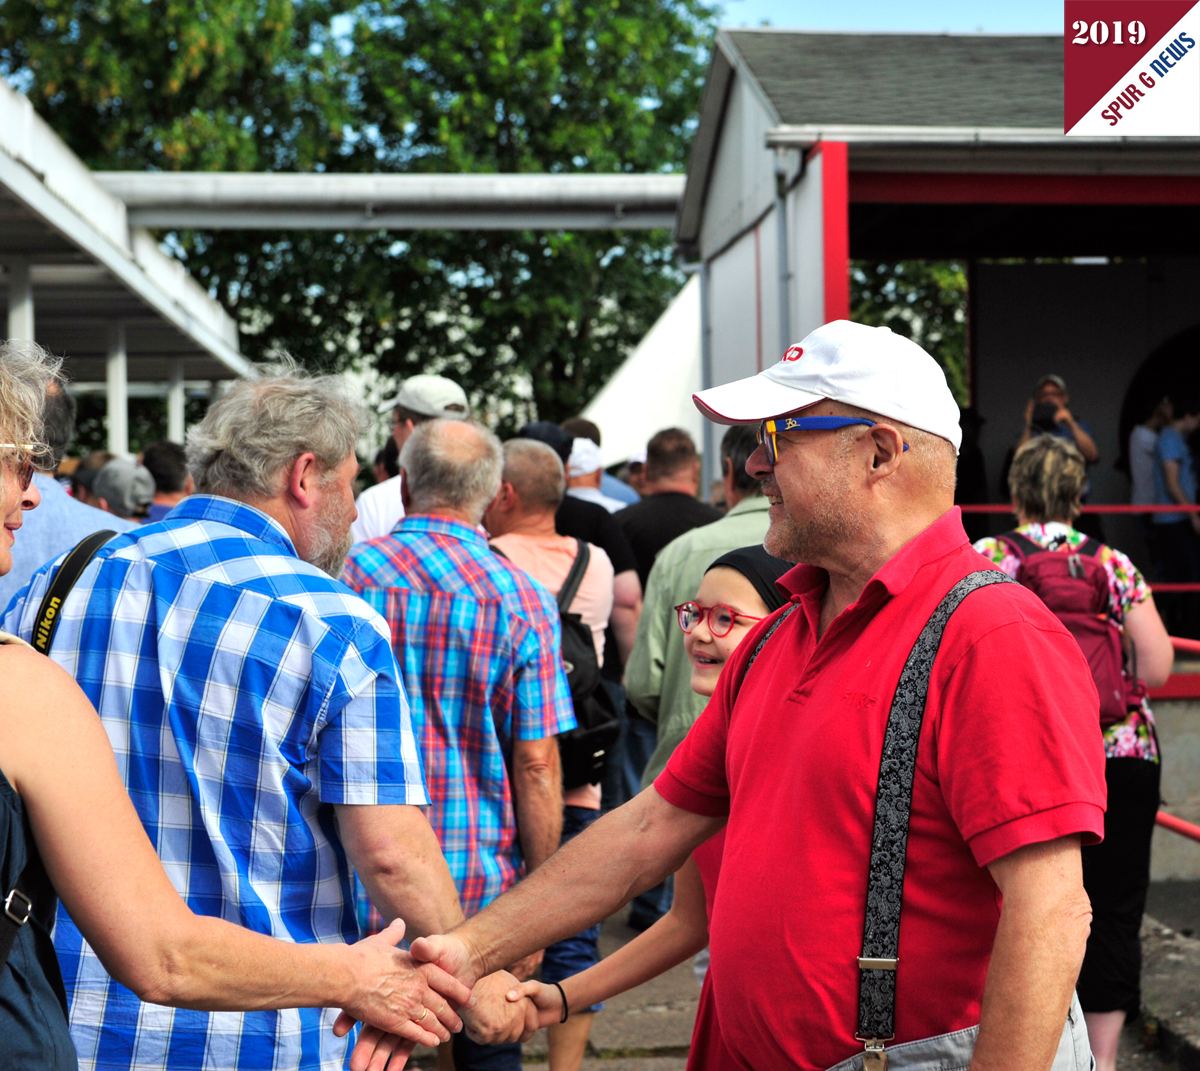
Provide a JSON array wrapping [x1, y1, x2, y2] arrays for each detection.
[[742, 571, 1014, 1071], [855, 570, 1014, 1070]]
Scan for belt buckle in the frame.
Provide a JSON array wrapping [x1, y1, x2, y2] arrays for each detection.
[[4, 888, 32, 926]]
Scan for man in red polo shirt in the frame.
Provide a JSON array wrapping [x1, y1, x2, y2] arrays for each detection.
[[374, 321, 1106, 1071]]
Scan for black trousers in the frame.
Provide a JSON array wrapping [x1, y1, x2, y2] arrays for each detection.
[[1076, 757, 1161, 1017]]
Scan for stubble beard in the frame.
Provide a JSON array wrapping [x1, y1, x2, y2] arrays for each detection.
[[306, 498, 355, 579], [763, 459, 866, 566]]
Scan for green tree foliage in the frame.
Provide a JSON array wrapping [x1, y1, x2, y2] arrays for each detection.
[[1, 0, 716, 431], [851, 260, 969, 405]]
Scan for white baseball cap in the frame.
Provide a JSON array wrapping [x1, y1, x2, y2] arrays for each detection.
[[378, 374, 469, 419], [692, 320, 962, 453], [567, 437, 604, 478]]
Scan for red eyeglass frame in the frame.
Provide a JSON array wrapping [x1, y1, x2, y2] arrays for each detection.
[[673, 600, 764, 638]]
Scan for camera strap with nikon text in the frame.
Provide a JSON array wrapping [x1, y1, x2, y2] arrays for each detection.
[[31, 529, 116, 655]]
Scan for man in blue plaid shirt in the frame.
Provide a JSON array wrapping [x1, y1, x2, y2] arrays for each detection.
[[2, 372, 531, 1071]]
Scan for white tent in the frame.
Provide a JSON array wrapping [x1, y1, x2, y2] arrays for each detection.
[[582, 274, 703, 467]]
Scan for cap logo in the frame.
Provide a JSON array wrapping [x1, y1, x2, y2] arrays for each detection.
[[781, 345, 804, 363]]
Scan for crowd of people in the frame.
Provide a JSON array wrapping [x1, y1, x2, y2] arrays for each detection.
[[0, 317, 1185, 1071]]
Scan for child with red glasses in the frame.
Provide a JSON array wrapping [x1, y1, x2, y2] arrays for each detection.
[[506, 545, 790, 1070]]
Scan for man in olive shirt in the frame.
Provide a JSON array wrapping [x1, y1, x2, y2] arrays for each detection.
[[625, 425, 770, 787]]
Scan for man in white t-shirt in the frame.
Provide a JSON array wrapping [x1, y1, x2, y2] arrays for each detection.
[[350, 374, 470, 544], [565, 437, 627, 514], [485, 438, 614, 1071]]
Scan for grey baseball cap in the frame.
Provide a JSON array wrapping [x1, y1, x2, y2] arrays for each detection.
[[92, 458, 155, 519], [378, 374, 469, 419]]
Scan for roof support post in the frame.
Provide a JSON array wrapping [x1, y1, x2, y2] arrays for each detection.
[[106, 322, 129, 457], [698, 260, 716, 497], [167, 360, 186, 444], [6, 256, 34, 342], [774, 149, 793, 348]]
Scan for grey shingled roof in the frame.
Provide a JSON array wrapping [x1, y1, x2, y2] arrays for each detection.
[[724, 30, 1062, 129]]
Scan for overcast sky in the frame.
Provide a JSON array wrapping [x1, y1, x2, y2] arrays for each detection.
[[717, 0, 1061, 34]]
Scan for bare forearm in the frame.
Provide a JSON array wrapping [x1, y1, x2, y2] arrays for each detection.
[[1067, 424, 1099, 463], [1165, 465, 1192, 506], [338, 804, 464, 937], [611, 604, 640, 666], [514, 766, 562, 873], [969, 897, 1090, 1070], [458, 791, 719, 981], [562, 895, 707, 1012]]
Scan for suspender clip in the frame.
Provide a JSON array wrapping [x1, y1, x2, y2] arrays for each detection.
[[861, 1038, 888, 1071], [856, 956, 897, 971]]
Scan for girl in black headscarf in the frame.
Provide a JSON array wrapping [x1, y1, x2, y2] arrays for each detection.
[[506, 545, 791, 1070]]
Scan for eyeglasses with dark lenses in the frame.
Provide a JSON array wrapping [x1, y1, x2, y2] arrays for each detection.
[[674, 601, 764, 638]]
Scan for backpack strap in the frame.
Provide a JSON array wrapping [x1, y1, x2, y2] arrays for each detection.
[[998, 530, 1044, 560], [1077, 536, 1103, 558], [0, 851, 56, 994], [856, 569, 1016, 1057], [31, 529, 116, 655], [557, 539, 591, 614]]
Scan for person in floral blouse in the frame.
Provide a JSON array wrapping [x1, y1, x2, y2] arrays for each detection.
[[974, 433, 1174, 1071]]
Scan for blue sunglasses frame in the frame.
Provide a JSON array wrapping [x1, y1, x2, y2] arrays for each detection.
[[756, 416, 908, 465]]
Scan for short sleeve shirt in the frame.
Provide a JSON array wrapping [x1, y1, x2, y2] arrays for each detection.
[[1154, 425, 1196, 524], [655, 509, 1106, 1071]]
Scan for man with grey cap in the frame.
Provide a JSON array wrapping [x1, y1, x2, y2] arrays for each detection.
[[350, 373, 470, 544], [394, 320, 1107, 1071], [1018, 374, 1099, 465], [91, 456, 156, 521]]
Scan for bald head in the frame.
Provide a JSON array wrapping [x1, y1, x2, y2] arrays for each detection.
[[400, 418, 503, 523], [501, 439, 566, 515]]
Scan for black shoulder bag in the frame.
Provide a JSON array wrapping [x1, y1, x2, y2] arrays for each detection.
[[554, 540, 621, 790], [1, 528, 115, 985]]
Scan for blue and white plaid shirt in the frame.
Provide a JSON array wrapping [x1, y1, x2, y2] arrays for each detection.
[[2, 495, 427, 1071]]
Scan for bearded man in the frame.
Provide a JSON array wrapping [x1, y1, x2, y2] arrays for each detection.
[[362, 321, 1107, 1071], [2, 371, 507, 1071]]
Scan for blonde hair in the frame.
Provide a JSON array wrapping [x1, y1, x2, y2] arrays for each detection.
[[1008, 434, 1086, 523], [0, 340, 63, 468]]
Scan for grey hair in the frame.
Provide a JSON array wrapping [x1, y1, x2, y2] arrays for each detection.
[[400, 419, 502, 523], [0, 340, 63, 468], [187, 369, 369, 499], [501, 438, 565, 511]]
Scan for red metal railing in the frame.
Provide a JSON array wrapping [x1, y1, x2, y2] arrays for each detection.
[[1156, 811, 1200, 843], [959, 504, 1200, 513]]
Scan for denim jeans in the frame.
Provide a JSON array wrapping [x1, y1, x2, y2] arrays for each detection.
[[451, 1031, 522, 1071]]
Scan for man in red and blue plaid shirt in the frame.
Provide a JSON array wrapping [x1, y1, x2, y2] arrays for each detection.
[[344, 418, 574, 1071]]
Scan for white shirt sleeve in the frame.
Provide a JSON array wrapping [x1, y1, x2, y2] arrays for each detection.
[[350, 474, 405, 544]]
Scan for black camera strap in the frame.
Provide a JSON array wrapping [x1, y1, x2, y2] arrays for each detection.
[[31, 529, 116, 654]]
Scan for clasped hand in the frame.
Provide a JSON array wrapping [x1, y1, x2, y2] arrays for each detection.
[[335, 930, 541, 1071]]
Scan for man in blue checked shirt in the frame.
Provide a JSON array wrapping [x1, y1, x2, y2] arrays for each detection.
[[3, 371, 536, 1071]]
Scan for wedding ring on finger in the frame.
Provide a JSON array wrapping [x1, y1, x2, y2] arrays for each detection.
[[418, 1008, 429, 1022]]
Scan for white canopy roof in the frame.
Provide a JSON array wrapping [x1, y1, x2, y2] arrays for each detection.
[[582, 274, 703, 467]]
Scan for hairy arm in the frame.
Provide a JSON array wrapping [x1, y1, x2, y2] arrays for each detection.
[[610, 569, 643, 667], [0, 647, 469, 1046], [511, 736, 563, 874], [336, 803, 464, 937], [969, 836, 1092, 1071]]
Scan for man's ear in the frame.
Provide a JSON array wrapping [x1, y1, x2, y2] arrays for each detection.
[[400, 468, 413, 511], [866, 424, 906, 478], [184, 474, 195, 495], [287, 452, 321, 510]]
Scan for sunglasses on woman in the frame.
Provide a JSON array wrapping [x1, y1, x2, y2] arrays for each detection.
[[755, 416, 908, 467], [0, 445, 36, 492], [674, 601, 764, 638]]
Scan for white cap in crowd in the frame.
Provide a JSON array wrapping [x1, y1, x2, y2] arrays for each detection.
[[378, 374, 470, 419], [567, 437, 604, 478], [692, 320, 962, 453]]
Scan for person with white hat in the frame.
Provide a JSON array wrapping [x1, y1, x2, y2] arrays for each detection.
[[565, 437, 627, 514], [350, 374, 470, 545], [361, 321, 1107, 1071]]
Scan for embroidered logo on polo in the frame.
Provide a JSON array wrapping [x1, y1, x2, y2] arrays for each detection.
[[1065, 1, 1200, 135]]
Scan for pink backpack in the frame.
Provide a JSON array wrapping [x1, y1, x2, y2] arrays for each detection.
[[999, 532, 1145, 728]]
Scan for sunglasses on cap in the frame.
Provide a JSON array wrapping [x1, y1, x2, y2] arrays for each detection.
[[0, 445, 37, 492], [674, 601, 764, 638], [755, 416, 909, 467]]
